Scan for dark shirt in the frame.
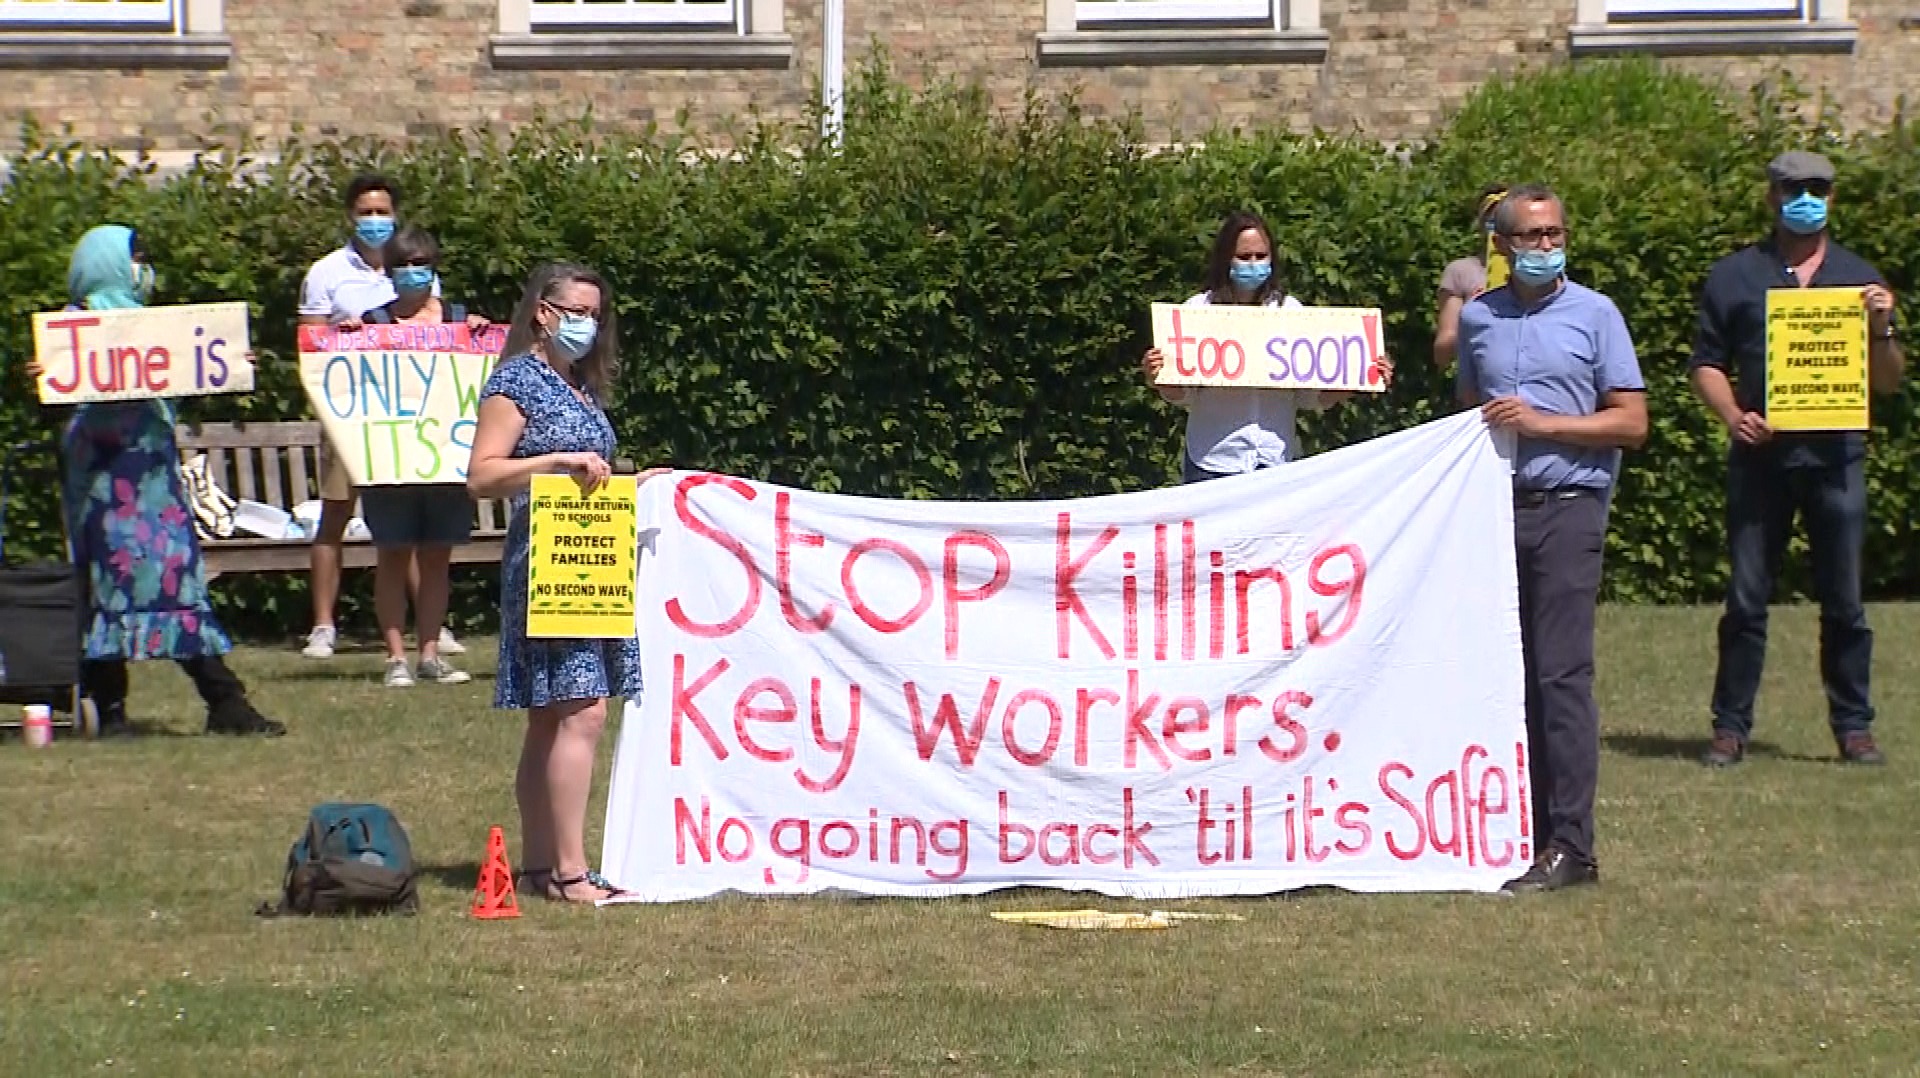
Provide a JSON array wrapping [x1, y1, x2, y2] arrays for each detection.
[[364, 299, 467, 324], [1691, 237, 1886, 466]]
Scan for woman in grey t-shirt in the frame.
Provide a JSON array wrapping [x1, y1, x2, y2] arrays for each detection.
[[1432, 185, 1508, 368]]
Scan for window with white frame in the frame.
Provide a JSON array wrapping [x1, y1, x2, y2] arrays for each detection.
[[1074, 0, 1277, 26], [529, 0, 740, 29], [1572, 0, 1853, 54], [1038, 0, 1323, 65], [0, 0, 177, 28], [1605, 0, 1803, 16], [492, 0, 788, 69]]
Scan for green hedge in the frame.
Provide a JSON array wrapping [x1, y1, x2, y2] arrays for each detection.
[[2, 59, 1914, 638]]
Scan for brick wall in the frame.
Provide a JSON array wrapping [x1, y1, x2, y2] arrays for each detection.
[[1, 1, 1915, 158]]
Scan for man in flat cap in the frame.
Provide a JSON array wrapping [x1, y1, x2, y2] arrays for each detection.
[[1690, 151, 1906, 768]]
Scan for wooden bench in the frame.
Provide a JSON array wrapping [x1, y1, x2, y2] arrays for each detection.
[[176, 421, 508, 578]]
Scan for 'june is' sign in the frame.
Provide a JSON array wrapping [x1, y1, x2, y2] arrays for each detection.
[[298, 322, 506, 486], [1150, 303, 1389, 392], [35, 302, 253, 404]]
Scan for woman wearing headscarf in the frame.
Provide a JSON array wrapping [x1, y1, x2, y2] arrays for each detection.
[[52, 225, 285, 738]]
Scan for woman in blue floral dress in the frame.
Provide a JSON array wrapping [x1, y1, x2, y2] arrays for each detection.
[[50, 225, 283, 737], [470, 262, 665, 903]]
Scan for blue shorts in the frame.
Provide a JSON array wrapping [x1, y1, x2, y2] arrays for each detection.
[[359, 485, 474, 547]]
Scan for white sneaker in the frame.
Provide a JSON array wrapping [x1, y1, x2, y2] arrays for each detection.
[[302, 625, 337, 659], [436, 627, 466, 656], [384, 659, 416, 688], [416, 655, 472, 685]]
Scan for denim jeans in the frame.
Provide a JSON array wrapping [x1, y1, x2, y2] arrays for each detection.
[[1709, 448, 1873, 738]]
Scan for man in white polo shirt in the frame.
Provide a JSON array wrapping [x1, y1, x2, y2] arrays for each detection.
[[295, 174, 462, 660]]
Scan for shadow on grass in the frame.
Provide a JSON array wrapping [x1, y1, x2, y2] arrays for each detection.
[[1603, 732, 1833, 764], [420, 861, 483, 891], [267, 667, 496, 684]]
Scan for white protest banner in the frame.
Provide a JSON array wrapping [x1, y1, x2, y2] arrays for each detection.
[[34, 302, 253, 404], [1150, 302, 1389, 391], [602, 411, 1527, 902], [297, 322, 506, 486]]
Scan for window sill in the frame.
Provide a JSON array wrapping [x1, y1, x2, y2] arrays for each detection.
[[1568, 20, 1857, 56], [489, 32, 793, 70], [1035, 28, 1330, 67], [0, 33, 231, 69]]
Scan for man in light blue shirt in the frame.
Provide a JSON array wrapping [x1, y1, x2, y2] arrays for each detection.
[[1456, 183, 1648, 895]]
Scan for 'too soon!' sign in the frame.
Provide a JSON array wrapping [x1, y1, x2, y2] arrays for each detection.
[[1150, 303, 1389, 392]]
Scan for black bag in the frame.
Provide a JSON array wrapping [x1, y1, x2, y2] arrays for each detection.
[[0, 566, 84, 693], [0, 442, 84, 699], [260, 803, 420, 917]]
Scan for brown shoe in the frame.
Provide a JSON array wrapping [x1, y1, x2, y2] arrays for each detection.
[[1701, 730, 1746, 768], [1837, 731, 1885, 766]]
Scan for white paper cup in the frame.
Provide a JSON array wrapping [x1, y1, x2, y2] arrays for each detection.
[[22, 705, 53, 749]]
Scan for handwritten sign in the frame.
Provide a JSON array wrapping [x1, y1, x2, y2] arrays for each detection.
[[527, 474, 639, 639], [297, 323, 505, 486], [34, 302, 253, 404], [1150, 304, 1388, 392], [1765, 287, 1869, 433], [600, 412, 1528, 902]]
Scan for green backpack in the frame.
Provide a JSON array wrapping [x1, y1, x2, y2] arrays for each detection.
[[261, 803, 419, 916]]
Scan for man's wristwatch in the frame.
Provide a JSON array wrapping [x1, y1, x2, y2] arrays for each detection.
[[1874, 326, 1897, 341]]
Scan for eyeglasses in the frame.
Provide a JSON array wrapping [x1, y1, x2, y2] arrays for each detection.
[[542, 299, 600, 320], [1778, 180, 1832, 198], [1503, 226, 1568, 246]]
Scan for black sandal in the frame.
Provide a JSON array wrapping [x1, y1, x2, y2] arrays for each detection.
[[586, 870, 630, 899], [542, 872, 613, 904], [514, 868, 552, 895]]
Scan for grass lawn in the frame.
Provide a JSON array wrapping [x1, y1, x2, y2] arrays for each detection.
[[2, 603, 1917, 1076]]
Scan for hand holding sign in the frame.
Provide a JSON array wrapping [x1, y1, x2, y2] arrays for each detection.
[[1864, 283, 1895, 332], [559, 451, 613, 494]]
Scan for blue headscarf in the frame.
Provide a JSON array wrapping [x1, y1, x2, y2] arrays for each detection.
[[68, 225, 144, 311]]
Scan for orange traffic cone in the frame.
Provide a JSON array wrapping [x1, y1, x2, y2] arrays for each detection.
[[471, 825, 521, 920]]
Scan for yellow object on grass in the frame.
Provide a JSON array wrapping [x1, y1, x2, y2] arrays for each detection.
[[990, 910, 1247, 931]]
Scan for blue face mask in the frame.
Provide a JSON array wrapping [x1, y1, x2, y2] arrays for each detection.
[[132, 262, 156, 302], [355, 215, 396, 248], [552, 313, 598, 362], [1510, 246, 1566, 287], [1780, 192, 1829, 235], [1229, 259, 1272, 290], [392, 266, 435, 294]]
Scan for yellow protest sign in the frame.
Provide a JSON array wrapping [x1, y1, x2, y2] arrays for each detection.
[[298, 322, 504, 486], [34, 302, 253, 404], [1483, 233, 1510, 291], [1149, 303, 1388, 391], [527, 474, 638, 639], [1765, 288, 1869, 433]]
